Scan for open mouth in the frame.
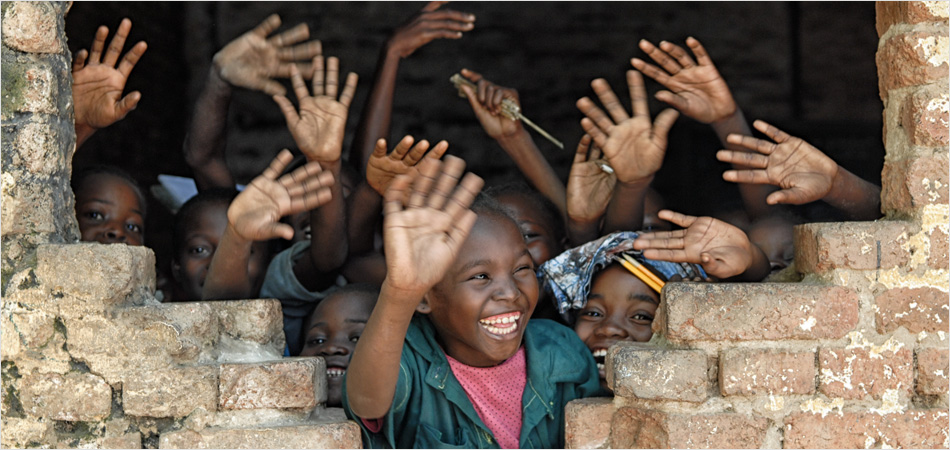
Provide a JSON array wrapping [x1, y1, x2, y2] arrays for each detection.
[[592, 348, 607, 374], [326, 366, 346, 378], [479, 311, 522, 337]]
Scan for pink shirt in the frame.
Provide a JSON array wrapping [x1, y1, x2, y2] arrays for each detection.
[[446, 347, 527, 449]]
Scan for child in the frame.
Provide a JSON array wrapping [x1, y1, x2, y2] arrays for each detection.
[[170, 188, 271, 301], [344, 156, 602, 449], [484, 183, 567, 267], [539, 231, 707, 387], [299, 283, 379, 408], [72, 165, 147, 246]]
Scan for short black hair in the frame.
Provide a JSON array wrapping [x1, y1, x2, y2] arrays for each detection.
[[484, 182, 566, 244], [72, 165, 148, 218], [172, 188, 237, 260]]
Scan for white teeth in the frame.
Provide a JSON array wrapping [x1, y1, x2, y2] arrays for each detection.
[[481, 322, 518, 336], [479, 312, 521, 326], [326, 368, 346, 377], [593, 349, 607, 358], [596, 363, 605, 371]]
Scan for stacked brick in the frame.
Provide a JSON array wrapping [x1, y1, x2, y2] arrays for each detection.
[[565, 2, 948, 448]]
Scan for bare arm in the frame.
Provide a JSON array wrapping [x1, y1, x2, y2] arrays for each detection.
[[566, 135, 615, 245]]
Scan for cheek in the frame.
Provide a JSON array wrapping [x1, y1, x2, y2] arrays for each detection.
[[526, 239, 557, 266], [631, 325, 654, 342], [573, 322, 595, 346], [183, 259, 209, 285]]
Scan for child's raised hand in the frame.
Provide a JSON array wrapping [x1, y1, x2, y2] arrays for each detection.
[[576, 71, 679, 184], [72, 18, 147, 135], [387, 1, 475, 58], [718, 120, 838, 206], [272, 57, 358, 163], [632, 210, 760, 280], [213, 14, 323, 96], [228, 149, 335, 242], [630, 37, 736, 124], [382, 155, 483, 297], [566, 134, 616, 224], [458, 68, 523, 141], [367, 135, 448, 196]]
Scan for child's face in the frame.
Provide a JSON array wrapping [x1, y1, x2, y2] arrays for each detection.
[[495, 193, 563, 266], [748, 217, 794, 272], [173, 202, 270, 300], [75, 174, 145, 246], [300, 291, 375, 407], [574, 264, 659, 380], [424, 213, 539, 367]]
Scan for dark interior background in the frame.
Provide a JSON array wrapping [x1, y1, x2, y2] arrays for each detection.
[[64, 1, 885, 282]]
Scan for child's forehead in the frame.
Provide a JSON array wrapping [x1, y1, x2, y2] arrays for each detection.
[[77, 174, 144, 208]]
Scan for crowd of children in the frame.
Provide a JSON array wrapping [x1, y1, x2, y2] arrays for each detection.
[[68, 3, 882, 448]]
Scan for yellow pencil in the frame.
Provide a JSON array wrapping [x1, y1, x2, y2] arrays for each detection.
[[621, 253, 666, 289], [617, 258, 663, 293]]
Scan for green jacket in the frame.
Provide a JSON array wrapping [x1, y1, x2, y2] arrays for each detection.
[[343, 316, 603, 448]]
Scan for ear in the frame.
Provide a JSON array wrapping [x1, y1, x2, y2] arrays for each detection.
[[415, 294, 432, 315]]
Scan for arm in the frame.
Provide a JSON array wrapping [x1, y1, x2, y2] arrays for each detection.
[[72, 18, 147, 148], [349, 1, 475, 175], [459, 69, 567, 214], [272, 57, 359, 287], [632, 209, 770, 282], [718, 120, 882, 220], [347, 155, 484, 419], [184, 14, 323, 190], [203, 150, 335, 299], [575, 71, 679, 234], [565, 135, 616, 245]]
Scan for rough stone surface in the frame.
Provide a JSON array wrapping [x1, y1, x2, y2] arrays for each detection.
[[819, 347, 914, 400], [0, 416, 54, 448], [607, 343, 707, 402], [784, 410, 949, 449], [101, 433, 143, 449], [157, 421, 363, 449], [877, 1, 950, 37], [875, 287, 950, 333], [214, 299, 286, 356], [930, 227, 949, 269], [123, 366, 218, 418], [609, 408, 769, 449], [0, 2, 64, 53], [18, 371, 112, 421], [901, 87, 949, 147], [877, 31, 949, 98], [121, 302, 221, 365], [219, 358, 323, 411], [917, 347, 950, 395], [719, 349, 816, 396], [795, 221, 911, 273], [881, 155, 950, 216], [564, 397, 614, 449], [660, 283, 859, 343]]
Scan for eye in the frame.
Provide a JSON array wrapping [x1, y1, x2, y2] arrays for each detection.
[[126, 223, 142, 234], [349, 335, 360, 343], [631, 313, 654, 323], [188, 246, 209, 256], [85, 211, 105, 221], [307, 337, 326, 346], [580, 309, 603, 318], [468, 273, 489, 281]]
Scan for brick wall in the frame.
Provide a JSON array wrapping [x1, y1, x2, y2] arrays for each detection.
[[566, 2, 950, 448]]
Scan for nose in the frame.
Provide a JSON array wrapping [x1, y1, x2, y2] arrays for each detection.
[[102, 223, 127, 243], [491, 275, 519, 302], [318, 342, 349, 357], [594, 316, 629, 339]]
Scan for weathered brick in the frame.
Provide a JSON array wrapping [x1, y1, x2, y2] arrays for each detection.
[[819, 346, 914, 400], [784, 410, 948, 448], [219, 358, 323, 410], [917, 347, 949, 395], [875, 287, 949, 333], [607, 343, 707, 402], [610, 408, 769, 449], [882, 156, 950, 216], [877, 32, 949, 99], [0, 1, 64, 53], [214, 299, 286, 354], [930, 227, 949, 269], [0, 416, 54, 448], [19, 372, 111, 421], [158, 422, 363, 449], [660, 283, 859, 343], [877, 1, 950, 37], [902, 88, 949, 147], [795, 221, 911, 273], [719, 349, 816, 396], [6, 308, 55, 349], [101, 433, 143, 449], [123, 366, 218, 418], [565, 397, 614, 449]]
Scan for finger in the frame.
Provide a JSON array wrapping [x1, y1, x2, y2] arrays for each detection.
[[766, 190, 795, 206], [460, 68, 483, 83], [114, 92, 142, 119], [659, 40, 696, 69], [444, 170, 484, 221], [477, 78, 488, 104], [642, 249, 690, 263], [574, 134, 592, 165], [272, 95, 300, 127], [252, 14, 282, 38], [627, 70, 650, 118], [589, 142, 603, 161], [630, 58, 673, 87], [635, 229, 687, 242], [448, 210, 479, 249], [73, 49, 89, 72], [405, 140, 431, 165], [651, 108, 680, 149], [289, 64, 310, 101], [658, 209, 699, 228], [753, 120, 791, 144], [634, 235, 686, 251], [422, 1, 448, 12], [103, 18, 132, 67], [576, 96, 615, 134], [117, 41, 147, 78], [88, 25, 109, 64], [311, 55, 324, 96], [460, 84, 487, 114], [372, 138, 390, 159], [407, 157, 442, 208], [259, 79, 287, 97], [715, 150, 769, 169], [722, 169, 771, 185], [339, 72, 358, 107], [422, 18, 475, 32], [269, 23, 310, 47], [278, 40, 322, 62], [639, 39, 683, 75], [686, 36, 714, 67], [325, 57, 339, 98], [591, 78, 630, 123], [392, 136, 419, 160], [654, 90, 689, 112], [288, 167, 335, 197], [263, 149, 295, 180], [491, 86, 506, 112], [426, 156, 464, 210], [425, 140, 449, 161], [725, 133, 777, 155], [297, 187, 334, 212], [263, 222, 296, 241], [579, 117, 609, 150], [384, 174, 413, 215]]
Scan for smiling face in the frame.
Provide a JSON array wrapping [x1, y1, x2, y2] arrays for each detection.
[[574, 263, 659, 381], [494, 192, 564, 266], [300, 289, 376, 407], [423, 212, 539, 367], [75, 173, 146, 246]]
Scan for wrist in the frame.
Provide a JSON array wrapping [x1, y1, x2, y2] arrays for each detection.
[[224, 222, 255, 247], [205, 65, 234, 95], [381, 277, 428, 305], [75, 123, 97, 146], [494, 126, 530, 148], [616, 175, 654, 190]]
